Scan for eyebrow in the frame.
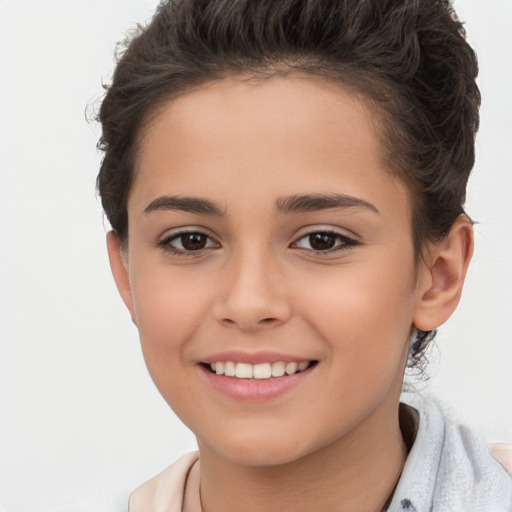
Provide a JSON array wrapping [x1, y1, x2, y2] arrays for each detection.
[[275, 193, 379, 215], [144, 196, 225, 216], [143, 193, 379, 216]]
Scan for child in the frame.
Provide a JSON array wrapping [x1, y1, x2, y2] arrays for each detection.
[[97, 0, 512, 510]]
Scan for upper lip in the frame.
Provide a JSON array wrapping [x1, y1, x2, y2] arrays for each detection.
[[200, 350, 315, 365]]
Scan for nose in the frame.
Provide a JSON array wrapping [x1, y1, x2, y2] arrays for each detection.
[[213, 248, 292, 331]]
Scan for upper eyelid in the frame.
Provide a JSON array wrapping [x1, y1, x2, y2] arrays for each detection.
[[292, 225, 359, 241], [159, 226, 218, 241], [292, 232, 357, 245]]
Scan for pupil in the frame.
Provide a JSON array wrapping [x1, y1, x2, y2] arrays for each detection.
[[309, 233, 335, 251], [182, 233, 206, 250]]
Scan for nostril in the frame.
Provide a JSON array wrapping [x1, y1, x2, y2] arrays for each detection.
[[218, 315, 284, 329]]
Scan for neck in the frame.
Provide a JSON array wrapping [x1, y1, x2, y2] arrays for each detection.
[[197, 398, 408, 512]]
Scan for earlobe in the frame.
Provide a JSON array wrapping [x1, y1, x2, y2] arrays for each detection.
[[106, 231, 137, 325], [413, 215, 474, 331]]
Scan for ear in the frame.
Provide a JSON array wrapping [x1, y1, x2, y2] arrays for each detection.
[[413, 215, 474, 331], [106, 231, 137, 325]]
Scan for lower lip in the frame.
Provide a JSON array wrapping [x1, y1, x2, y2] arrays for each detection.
[[200, 364, 315, 401]]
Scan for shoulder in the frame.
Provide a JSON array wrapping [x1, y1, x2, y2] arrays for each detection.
[[129, 451, 199, 512], [490, 443, 512, 477]]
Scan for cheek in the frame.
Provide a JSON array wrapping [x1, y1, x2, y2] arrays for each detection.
[[129, 265, 212, 376], [295, 255, 416, 368], [293, 269, 415, 435], [133, 286, 209, 416]]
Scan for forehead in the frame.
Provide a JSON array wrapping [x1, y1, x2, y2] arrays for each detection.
[[139, 74, 382, 165], [132, 75, 408, 221]]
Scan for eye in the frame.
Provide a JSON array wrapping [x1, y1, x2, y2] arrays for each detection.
[[292, 231, 358, 253], [158, 231, 218, 255]]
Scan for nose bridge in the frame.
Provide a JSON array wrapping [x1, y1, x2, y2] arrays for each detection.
[[214, 242, 291, 329]]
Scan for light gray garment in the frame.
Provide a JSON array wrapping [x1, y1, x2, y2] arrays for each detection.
[[388, 395, 512, 512]]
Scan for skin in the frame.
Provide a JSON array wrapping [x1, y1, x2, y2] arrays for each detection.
[[108, 75, 473, 511]]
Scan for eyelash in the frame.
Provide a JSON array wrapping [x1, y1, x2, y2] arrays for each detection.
[[157, 230, 219, 256], [157, 229, 359, 256], [291, 230, 359, 254]]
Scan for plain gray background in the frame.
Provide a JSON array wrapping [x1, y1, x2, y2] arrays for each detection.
[[1, 1, 511, 510]]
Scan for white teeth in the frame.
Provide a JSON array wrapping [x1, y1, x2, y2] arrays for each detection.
[[235, 363, 253, 379], [224, 361, 236, 377], [253, 363, 272, 379], [285, 362, 298, 375], [271, 361, 285, 377], [208, 360, 312, 379]]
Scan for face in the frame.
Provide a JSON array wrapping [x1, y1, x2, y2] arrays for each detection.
[[113, 76, 428, 466]]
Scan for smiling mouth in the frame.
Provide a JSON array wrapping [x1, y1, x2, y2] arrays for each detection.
[[201, 360, 318, 380]]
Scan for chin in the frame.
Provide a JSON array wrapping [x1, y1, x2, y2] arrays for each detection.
[[220, 446, 304, 467], [200, 427, 320, 467]]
